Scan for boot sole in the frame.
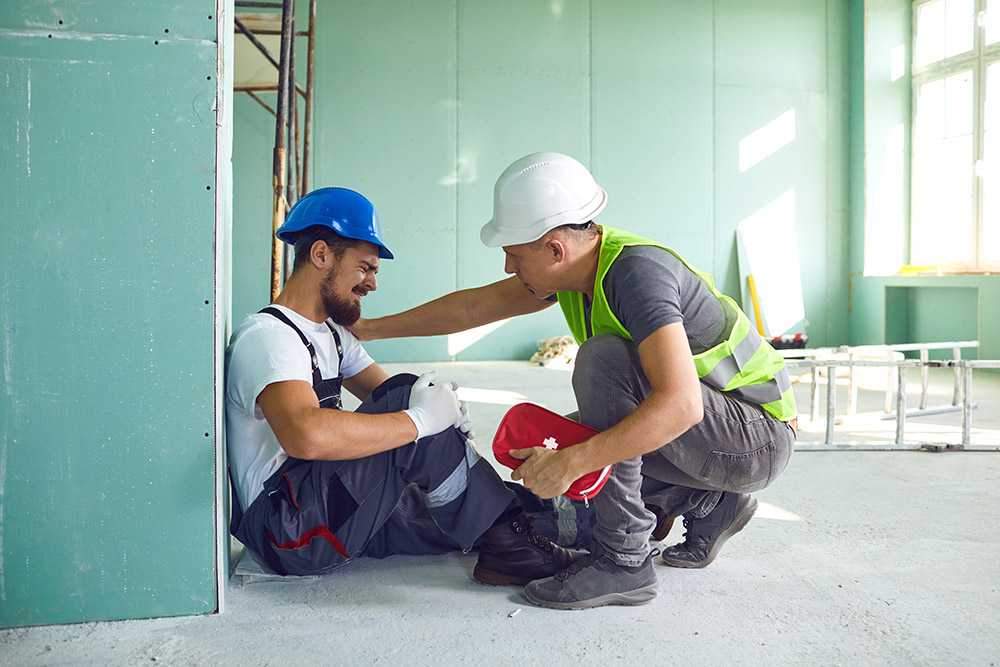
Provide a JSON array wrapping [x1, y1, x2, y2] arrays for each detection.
[[472, 564, 532, 587], [522, 582, 659, 610], [660, 497, 758, 569]]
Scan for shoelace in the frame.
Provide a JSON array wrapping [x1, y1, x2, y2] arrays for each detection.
[[513, 517, 555, 553], [679, 517, 711, 550]]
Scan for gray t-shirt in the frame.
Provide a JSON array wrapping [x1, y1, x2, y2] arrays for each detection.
[[583, 246, 728, 353]]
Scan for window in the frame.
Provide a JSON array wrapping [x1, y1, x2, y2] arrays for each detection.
[[911, 0, 1000, 270]]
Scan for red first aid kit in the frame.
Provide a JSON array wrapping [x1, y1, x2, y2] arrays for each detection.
[[492, 403, 612, 503]]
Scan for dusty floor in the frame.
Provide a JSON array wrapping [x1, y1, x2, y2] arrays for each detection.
[[2, 363, 999, 665]]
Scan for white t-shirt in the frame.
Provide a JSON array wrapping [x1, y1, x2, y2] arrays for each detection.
[[225, 304, 375, 511]]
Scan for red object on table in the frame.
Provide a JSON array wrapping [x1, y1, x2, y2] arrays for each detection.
[[492, 403, 612, 503]]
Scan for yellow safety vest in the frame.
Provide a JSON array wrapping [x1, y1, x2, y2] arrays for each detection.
[[556, 226, 797, 421]]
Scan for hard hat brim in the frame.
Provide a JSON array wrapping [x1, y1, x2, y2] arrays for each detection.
[[276, 226, 395, 260], [479, 187, 607, 248]]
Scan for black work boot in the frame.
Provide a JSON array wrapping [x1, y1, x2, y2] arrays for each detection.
[[473, 513, 580, 586], [522, 550, 659, 610], [660, 493, 757, 568]]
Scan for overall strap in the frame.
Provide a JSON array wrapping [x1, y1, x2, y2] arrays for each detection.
[[259, 306, 322, 386], [325, 321, 344, 371]]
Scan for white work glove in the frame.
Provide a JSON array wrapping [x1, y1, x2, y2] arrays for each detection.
[[404, 373, 462, 440], [456, 397, 475, 442]]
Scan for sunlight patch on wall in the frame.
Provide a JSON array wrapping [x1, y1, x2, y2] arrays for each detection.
[[739, 109, 796, 173], [447, 318, 512, 356]]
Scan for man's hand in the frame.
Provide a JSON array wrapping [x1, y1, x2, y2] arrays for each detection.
[[403, 372, 462, 440], [509, 447, 581, 499]]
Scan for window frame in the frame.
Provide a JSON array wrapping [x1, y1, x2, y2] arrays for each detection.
[[910, 0, 1000, 272]]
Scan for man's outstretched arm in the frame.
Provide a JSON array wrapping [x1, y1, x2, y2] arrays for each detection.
[[353, 276, 553, 341], [258, 373, 461, 461]]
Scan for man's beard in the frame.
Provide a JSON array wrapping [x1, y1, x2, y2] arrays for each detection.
[[320, 268, 362, 326]]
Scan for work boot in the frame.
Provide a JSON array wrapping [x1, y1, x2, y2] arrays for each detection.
[[660, 493, 758, 569], [473, 513, 580, 586], [522, 550, 659, 610]]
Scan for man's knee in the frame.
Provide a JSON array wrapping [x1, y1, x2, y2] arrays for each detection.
[[359, 373, 418, 413], [572, 335, 633, 388]]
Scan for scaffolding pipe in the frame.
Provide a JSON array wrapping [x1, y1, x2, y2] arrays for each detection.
[[962, 364, 972, 447], [236, 1, 283, 7], [301, 0, 316, 198], [235, 84, 306, 96], [825, 366, 835, 445], [952, 347, 962, 405], [270, 0, 294, 302], [919, 349, 929, 410], [289, 33, 300, 207], [895, 366, 906, 445], [234, 18, 307, 98], [809, 366, 820, 422], [245, 90, 275, 116]]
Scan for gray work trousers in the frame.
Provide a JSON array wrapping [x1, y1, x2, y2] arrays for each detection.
[[573, 335, 794, 567]]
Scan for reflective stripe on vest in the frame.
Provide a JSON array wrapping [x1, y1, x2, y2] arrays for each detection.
[[555, 226, 797, 422]]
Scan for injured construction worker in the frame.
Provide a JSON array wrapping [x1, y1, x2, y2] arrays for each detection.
[[225, 186, 580, 582], [351, 152, 798, 610]]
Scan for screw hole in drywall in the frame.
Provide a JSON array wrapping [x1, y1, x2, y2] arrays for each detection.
[[204, 300, 209, 305], [154, 40, 159, 45], [204, 433, 210, 437], [208, 15, 213, 20], [58, 20, 63, 25], [164, 28, 170, 33], [47, 34, 52, 38], [206, 75, 212, 80], [206, 185, 212, 190]]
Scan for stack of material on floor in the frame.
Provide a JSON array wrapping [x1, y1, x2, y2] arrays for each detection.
[[530, 336, 578, 369]]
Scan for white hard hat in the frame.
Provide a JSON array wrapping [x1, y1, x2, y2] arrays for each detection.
[[480, 152, 608, 247]]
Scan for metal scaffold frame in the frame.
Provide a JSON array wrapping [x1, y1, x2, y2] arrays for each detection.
[[785, 356, 1000, 452], [233, 0, 317, 301]]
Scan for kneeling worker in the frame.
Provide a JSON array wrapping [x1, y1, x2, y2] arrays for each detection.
[[352, 153, 798, 610], [226, 187, 575, 582]]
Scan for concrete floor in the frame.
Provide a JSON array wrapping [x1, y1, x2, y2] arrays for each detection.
[[2, 362, 999, 665]]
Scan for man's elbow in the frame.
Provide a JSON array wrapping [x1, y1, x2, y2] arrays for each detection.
[[682, 390, 704, 430], [279, 424, 325, 460]]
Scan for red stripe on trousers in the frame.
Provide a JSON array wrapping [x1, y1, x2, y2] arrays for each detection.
[[269, 525, 350, 559]]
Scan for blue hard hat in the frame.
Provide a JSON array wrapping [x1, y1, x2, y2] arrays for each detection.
[[276, 187, 395, 260]]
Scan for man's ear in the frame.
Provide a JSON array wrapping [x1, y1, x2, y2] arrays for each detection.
[[310, 239, 331, 269], [545, 238, 567, 263]]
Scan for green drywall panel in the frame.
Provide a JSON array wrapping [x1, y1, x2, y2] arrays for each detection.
[[232, 0, 854, 360], [591, 0, 714, 272], [0, 10, 218, 627], [313, 0, 457, 363], [714, 0, 845, 346], [855, 275, 1000, 358], [231, 93, 275, 327], [715, 0, 828, 93], [454, 0, 590, 361], [884, 287, 979, 359], [0, 2, 216, 41], [713, 87, 830, 336]]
